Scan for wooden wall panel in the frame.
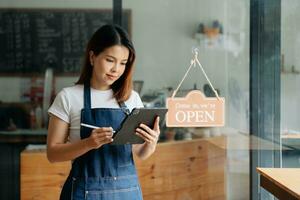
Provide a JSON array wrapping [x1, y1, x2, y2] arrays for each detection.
[[21, 151, 71, 200], [21, 136, 226, 200], [135, 137, 226, 200]]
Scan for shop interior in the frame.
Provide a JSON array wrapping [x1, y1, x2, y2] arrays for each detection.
[[0, 0, 299, 199]]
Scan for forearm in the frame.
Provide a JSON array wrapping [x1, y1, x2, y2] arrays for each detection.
[[133, 142, 157, 160], [47, 138, 92, 163]]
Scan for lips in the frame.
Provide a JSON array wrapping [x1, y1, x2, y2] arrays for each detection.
[[106, 74, 118, 80]]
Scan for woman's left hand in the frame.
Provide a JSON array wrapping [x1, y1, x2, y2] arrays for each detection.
[[135, 116, 160, 145]]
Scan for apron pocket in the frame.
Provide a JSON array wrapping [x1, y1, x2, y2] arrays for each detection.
[[85, 175, 143, 200], [85, 186, 142, 200], [70, 177, 86, 200]]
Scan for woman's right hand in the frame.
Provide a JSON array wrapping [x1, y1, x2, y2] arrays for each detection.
[[86, 127, 114, 149]]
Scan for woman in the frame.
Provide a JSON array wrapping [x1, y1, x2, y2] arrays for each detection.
[[47, 24, 160, 200]]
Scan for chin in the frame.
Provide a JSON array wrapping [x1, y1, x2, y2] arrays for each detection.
[[105, 80, 116, 86]]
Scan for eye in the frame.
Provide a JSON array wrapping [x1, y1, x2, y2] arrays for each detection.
[[106, 58, 114, 63], [121, 62, 127, 66]]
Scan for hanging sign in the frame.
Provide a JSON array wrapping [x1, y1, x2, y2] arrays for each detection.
[[166, 48, 225, 127], [166, 90, 225, 127]]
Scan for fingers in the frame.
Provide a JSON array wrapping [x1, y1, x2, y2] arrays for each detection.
[[93, 127, 113, 133], [97, 136, 113, 144], [92, 130, 113, 137], [135, 127, 156, 143], [90, 130, 113, 140], [92, 127, 114, 137], [136, 121, 161, 144], [88, 127, 114, 149], [139, 124, 153, 134], [154, 116, 160, 132], [88, 132, 113, 149], [139, 120, 160, 136]]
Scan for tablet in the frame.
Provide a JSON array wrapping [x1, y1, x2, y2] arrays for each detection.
[[111, 108, 168, 145]]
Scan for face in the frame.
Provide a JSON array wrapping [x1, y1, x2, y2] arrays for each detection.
[[90, 45, 129, 90]]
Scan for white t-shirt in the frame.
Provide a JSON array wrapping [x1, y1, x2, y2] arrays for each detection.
[[48, 84, 144, 142]]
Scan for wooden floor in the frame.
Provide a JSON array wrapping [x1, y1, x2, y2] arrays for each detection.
[[21, 136, 226, 200]]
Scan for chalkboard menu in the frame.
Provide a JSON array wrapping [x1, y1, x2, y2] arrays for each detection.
[[0, 9, 131, 74]]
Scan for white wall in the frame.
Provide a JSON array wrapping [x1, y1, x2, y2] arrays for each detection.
[[281, 0, 300, 132]]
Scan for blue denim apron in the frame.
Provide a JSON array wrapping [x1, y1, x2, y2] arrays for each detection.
[[60, 84, 143, 200]]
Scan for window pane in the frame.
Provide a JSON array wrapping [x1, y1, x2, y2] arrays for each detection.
[[124, 0, 250, 199], [281, 0, 300, 168]]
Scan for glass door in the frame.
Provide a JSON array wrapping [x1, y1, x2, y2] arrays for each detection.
[[281, 0, 300, 168]]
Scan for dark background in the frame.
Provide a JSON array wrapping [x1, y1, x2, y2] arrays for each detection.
[[0, 9, 130, 74]]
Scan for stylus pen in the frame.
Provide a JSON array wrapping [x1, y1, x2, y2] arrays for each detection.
[[81, 123, 116, 133]]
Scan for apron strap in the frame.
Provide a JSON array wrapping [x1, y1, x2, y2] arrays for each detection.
[[118, 101, 130, 115], [83, 83, 91, 109]]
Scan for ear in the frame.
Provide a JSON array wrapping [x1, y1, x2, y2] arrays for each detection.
[[89, 51, 94, 66]]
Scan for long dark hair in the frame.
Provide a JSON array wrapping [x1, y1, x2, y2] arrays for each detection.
[[76, 24, 135, 102]]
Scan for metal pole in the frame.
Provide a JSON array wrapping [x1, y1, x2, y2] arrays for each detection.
[[113, 0, 122, 26]]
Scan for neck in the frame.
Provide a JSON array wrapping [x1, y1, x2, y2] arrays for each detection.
[[90, 79, 110, 90]]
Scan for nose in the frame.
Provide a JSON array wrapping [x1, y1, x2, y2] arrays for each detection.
[[111, 63, 120, 72]]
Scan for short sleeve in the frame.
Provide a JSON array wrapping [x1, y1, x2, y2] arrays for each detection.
[[133, 91, 144, 108], [48, 89, 70, 123]]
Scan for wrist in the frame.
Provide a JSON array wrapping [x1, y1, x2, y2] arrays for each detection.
[[145, 141, 157, 150], [82, 138, 92, 151]]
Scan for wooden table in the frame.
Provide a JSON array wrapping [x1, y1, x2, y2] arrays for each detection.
[[256, 168, 300, 200]]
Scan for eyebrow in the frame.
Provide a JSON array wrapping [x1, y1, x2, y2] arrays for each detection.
[[105, 55, 128, 61]]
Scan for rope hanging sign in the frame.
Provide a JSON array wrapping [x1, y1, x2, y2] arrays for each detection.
[[166, 48, 225, 127]]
